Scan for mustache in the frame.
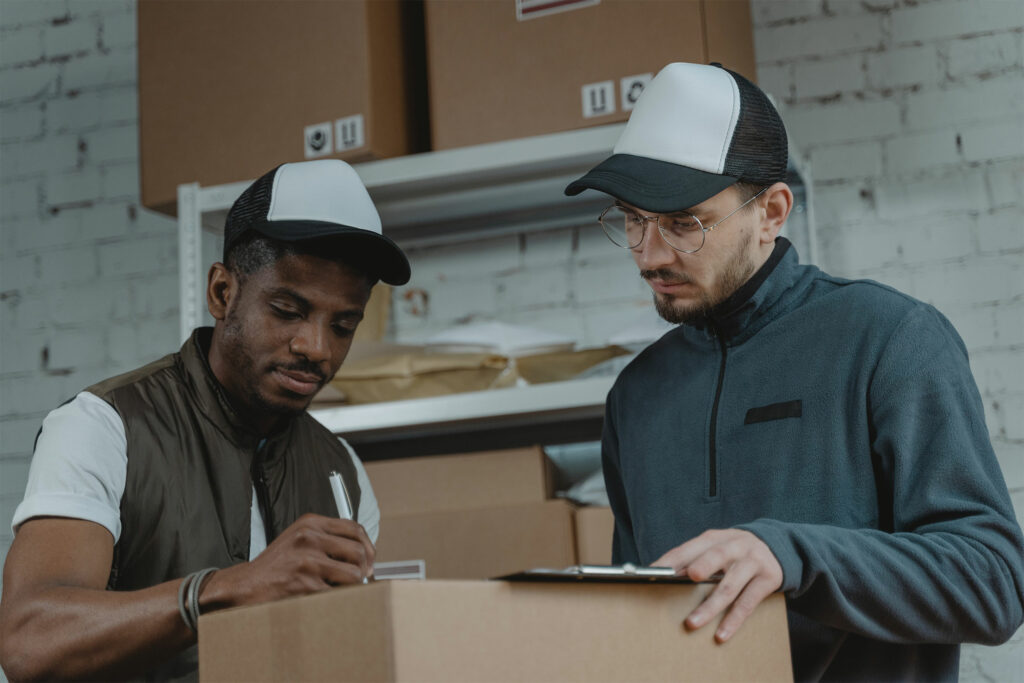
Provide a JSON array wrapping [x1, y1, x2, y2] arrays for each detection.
[[275, 360, 328, 384], [640, 268, 691, 284]]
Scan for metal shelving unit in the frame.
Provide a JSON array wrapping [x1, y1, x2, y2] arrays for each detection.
[[175, 123, 814, 446]]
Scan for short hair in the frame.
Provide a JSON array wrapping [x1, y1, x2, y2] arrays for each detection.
[[225, 231, 378, 290]]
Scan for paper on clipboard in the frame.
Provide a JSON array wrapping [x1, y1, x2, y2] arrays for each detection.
[[496, 564, 703, 584]]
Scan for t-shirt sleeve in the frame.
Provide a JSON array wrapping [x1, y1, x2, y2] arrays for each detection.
[[11, 391, 128, 542], [338, 437, 380, 545]]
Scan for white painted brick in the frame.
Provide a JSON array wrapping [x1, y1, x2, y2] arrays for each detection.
[[47, 91, 102, 132], [61, 47, 136, 91], [960, 119, 1024, 164], [50, 281, 120, 326], [99, 9, 135, 50], [943, 305, 998, 351], [891, 1, 1024, 45], [39, 245, 97, 284], [134, 204, 176, 235], [915, 258, 1022, 310], [781, 99, 901, 145], [756, 63, 793, 103], [134, 318, 178, 362], [811, 183, 877, 228], [576, 222, 626, 260], [48, 327, 105, 368], [892, 212, 976, 264], [46, 168, 100, 205], [992, 441, 1024, 492], [751, 0, 824, 26], [419, 278, 500, 328], [994, 303, 1024, 347], [504, 306, 587, 344], [885, 128, 960, 176], [808, 140, 882, 181], [404, 235, 520, 284], [829, 222, 894, 273], [0, 176, 40, 219], [0, 0, 69, 29], [100, 160, 138, 199], [99, 87, 137, 125], [0, 102, 44, 142], [0, 373, 71, 416], [0, 328, 46, 374], [16, 211, 81, 251], [573, 257, 649, 306], [106, 320, 137, 365], [0, 25, 43, 66], [0, 493, 23, 532], [97, 235, 176, 277], [0, 416, 45, 456], [978, 207, 1024, 253], [985, 159, 1024, 208], [132, 273, 178, 319], [1, 134, 79, 179], [5, 293, 48, 332], [522, 228, 573, 269], [0, 62, 60, 101], [875, 169, 988, 221], [905, 77, 1024, 132], [496, 267, 572, 312], [999, 394, 1024, 441], [0, 252, 36, 292], [70, 0, 133, 19], [754, 13, 882, 63], [80, 202, 131, 241], [85, 124, 136, 164], [793, 56, 865, 100], [0, 457, 30, 497], [43, 16, 98, 57], [865, 44, 942, 91], [946, 32, 1022, 80]]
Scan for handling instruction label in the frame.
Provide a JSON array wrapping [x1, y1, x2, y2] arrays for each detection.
[[303, 121, 333, 159]]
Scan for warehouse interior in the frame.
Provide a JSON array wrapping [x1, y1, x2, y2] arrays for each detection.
[[0, 0, 1022, 680]]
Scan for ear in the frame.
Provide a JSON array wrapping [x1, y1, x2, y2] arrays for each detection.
[[758, 182, 794, 246], [207, 262, 238, 321]]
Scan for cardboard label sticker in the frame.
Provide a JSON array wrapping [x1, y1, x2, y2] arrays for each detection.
[[581, 81, 615, 119], [621, 73, 652, 111], [335, 114, 365, 152], [516, 0, 599, 21], [303, 121, 333, 159]]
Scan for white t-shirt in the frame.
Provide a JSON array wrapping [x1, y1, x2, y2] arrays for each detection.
[[12, 392, 380, 559]]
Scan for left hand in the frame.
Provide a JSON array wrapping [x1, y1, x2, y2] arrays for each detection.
[[652, 528, 783, 643]]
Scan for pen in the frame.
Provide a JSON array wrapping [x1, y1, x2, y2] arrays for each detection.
[[328, 471, 369, 584]]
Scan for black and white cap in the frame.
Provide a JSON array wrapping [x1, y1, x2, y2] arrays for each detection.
[[565, 62, 788, 213], [223, 159, 411, 286]]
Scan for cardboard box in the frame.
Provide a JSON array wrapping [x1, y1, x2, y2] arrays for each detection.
[[575, 505, 615, 565], [374, 500, 576, 579], [364, 446, 556, 516], [199, 579, 793, 682], [425, 0, 756, 150], [138, 0, 426, 214]]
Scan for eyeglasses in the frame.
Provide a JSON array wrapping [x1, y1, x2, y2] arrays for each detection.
[[598, 186, 769, 254]]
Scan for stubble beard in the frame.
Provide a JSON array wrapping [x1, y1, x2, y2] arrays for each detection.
[[646, 241, 759, 325]]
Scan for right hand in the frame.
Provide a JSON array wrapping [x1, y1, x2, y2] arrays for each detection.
[[204, 513, 375, 609]]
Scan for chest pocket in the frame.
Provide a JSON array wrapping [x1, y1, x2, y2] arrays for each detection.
[[744, 399, 802, 424]]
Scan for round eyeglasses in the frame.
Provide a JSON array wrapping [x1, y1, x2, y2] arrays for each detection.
[[598, 186, 768, 254]]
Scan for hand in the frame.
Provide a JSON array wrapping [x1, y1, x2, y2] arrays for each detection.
[[652, 529, 782, 643], [204, 513, 375, 609]]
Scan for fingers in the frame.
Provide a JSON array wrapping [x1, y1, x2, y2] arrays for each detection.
[[652, 531, 717, 573]]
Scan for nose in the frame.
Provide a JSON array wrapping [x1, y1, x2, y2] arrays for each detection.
[[634, 219, 678, 271], [289, 321, 331, 364]]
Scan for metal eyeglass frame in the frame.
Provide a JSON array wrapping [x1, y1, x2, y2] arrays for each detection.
[[599, 185, 769, 254]]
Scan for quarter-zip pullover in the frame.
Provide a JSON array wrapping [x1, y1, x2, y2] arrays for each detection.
[[603, 238, 1024, 681]]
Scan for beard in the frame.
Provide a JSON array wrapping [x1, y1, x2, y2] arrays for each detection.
[[643, 237, 758, 325]]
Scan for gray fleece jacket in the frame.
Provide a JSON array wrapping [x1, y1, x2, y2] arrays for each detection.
[[603, 238, 1024, 682]]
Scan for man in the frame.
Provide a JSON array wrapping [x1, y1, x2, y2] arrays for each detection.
[[565, 62, 1024, 680], [0, 159, 411, 681]]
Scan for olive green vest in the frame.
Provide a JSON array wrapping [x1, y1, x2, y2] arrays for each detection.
[[86, 327, 361, 680]]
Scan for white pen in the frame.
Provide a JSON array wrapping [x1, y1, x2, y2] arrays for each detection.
[[328, 471, 368, 584]]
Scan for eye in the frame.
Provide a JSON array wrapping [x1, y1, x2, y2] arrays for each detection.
[[665, 216, 701, 234], [331, 323, 357, 338], [270, 304, 301, 320]]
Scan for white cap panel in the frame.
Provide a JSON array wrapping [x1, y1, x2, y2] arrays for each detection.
[[267, 159, 383, 234]]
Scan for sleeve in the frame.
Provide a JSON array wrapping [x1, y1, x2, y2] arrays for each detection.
[[602, 385, 640, 565], [11, 392, 127, 542], [738, 304, 1024, 645], [338, 437, 380, 545]]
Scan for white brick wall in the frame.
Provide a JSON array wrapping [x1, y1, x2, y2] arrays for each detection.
[[0, 0, 1021, 680]]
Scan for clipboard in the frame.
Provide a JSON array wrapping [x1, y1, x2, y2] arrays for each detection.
[[496, 564, 703, 584]]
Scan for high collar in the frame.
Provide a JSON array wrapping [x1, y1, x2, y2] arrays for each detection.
[[688, 237, 798, 344], [178, 327, 294, 451]]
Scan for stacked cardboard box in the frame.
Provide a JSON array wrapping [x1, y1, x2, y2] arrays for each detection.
[[574, 505, 615, 565], [366, 447, 577, 578]]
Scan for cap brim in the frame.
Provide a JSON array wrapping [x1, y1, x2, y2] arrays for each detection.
[[252, 220, 411, 286], [564, 154, 738, 213]]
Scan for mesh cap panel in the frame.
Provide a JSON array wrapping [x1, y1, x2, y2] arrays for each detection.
[[722, 67, 788, 185], [222, 166, 279, 262]]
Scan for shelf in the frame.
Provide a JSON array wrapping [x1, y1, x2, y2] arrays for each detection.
[[309, 375, 615, 444]]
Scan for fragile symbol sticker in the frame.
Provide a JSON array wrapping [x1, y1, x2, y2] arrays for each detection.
[[335, 114, 365, 152], [516, 0, 599, 21], [303, 122, 333, 159], [621, 73, 652, 111], [582, 81, 615, 119]]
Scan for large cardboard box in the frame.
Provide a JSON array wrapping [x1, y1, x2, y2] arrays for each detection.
[[138, 0, 426, 214], [364, 446, 556, 516], [199, 579, 793, 682], [425, 0, 756, 150], [575, 505, 615, 565], [375, 500, 576, 579]]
